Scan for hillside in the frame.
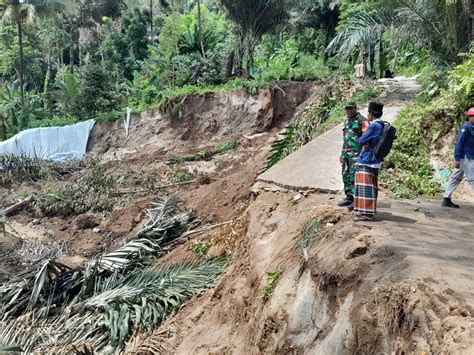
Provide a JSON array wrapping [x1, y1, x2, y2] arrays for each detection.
[[0, 0, 473, 353], [0, 75, 473, 353]]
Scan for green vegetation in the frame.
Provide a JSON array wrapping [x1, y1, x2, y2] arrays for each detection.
[[382, 47, 474, 198], [267, 84, 381, 168], [166, 166, 197, 185], [0, 153, 81, 187], [191, 240, 212, 256], [296, 218, 322, 274], [1, 0, 469, 141], [259, 270, 282, 303], [35, 159, 116, 216]]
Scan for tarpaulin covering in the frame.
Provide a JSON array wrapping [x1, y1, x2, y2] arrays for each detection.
[[0, 120, 95, 161]]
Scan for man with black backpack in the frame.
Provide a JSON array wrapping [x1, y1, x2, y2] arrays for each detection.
[[353, 102, 389, 221]]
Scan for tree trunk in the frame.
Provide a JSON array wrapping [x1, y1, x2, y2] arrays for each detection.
[[225, 50, 235, 78], [0, 114, 7, 141], [44, 49, 52, 112], [197, 0, 205, 58], [17, 20, 25, 105], [150, 0, 154, 44], [391, 44, 400, 73], [69, 46, 74, 73], [10, 108, 19, 134]]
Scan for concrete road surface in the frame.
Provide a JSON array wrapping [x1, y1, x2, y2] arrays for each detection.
[[257, 77, 421, 192]]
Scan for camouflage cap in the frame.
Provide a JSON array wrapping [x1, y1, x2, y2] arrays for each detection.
[[345, 101, 357, 109]]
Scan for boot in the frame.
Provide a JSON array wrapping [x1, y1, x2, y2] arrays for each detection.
[[347, 203, 354, 212], [441, 198, 460, 208], [337, 195, 354, 207]]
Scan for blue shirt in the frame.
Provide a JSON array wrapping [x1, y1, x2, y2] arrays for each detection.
[[454, 122, 474, 161], [358, 119, 384, 166]]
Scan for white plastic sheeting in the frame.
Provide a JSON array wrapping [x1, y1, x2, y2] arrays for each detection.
[[0, 120, 95, 161]]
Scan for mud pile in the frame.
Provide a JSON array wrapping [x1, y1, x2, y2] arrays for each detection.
[[87, 81, 315, 159]]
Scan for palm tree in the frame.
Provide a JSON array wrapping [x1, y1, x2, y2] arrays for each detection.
[[64, 0, 125, 68], [325, 0, 471, 73], [221, 0, 298, 76], [1, 0, 67, 105], [326, 9, 390, 77], [2, 0, 35, 104]]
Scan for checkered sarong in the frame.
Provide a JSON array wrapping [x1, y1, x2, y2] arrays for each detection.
[[354, 165, 379, 217]]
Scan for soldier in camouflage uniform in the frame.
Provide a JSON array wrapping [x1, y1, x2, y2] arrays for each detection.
[[338, 101, 368, 209]]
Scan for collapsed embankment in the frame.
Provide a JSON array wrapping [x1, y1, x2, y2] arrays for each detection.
[[1, 79, 473, 353], [87, 81, 316, 159], [153, 191, 474, 354]]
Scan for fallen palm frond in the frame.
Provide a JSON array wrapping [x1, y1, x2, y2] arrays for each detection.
[[35, 159, 116, 216], [267, 79, 381, 169], [0, 195, 229, 353], [0, 258, 228, 353], [124, 322, 175, 354], [166, 139, 236, 165], [14, 238, 66, 263], [267, 83, 337, 168]]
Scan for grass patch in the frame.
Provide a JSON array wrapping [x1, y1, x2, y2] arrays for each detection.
[[166, 167, 196, 185], [191, 240, 212, 256], [259, 271, 282, 303], [296, 218, 322, 275]]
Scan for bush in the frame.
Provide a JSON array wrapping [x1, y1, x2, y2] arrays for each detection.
[[36, 159, 116, 216]]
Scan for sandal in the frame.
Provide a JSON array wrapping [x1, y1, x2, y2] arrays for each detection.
[[353, 215, 375, 222]]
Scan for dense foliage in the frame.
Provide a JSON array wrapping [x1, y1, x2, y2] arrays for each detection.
[[382, 47, 474, 198], [0, 0, 471, 140]]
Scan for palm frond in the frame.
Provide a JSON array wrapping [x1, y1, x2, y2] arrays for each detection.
[[20, 4, 37, 25], [0, 196, 228, 353], [35, 258, 227, 353], [326, 9, 390, 57], [124, 323, 174, 354]]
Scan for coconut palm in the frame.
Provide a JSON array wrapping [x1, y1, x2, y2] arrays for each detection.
[[221, 0, 299, 76], [1, 0, 68, 104], [325, 0, 471, 73]]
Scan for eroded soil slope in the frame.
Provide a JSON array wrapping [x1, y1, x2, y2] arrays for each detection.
[[1, 79, 473, 354], [153, 191, 474, 354]]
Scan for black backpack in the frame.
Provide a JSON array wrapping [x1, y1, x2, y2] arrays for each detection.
[[373, 121, 396, 161]]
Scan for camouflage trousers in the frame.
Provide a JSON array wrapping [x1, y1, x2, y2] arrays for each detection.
[[342, 153, 359, 197]]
